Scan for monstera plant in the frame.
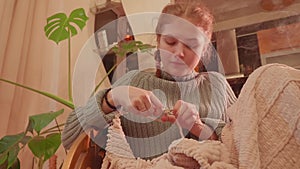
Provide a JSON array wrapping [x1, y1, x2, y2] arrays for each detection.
[[0, 8, 88, 169], [0, 7, 155, 169]]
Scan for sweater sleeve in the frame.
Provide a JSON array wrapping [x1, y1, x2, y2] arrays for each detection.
[[201, 72, 237, 140], [207, 71, 237, 107], [62, 70, 139, 149]]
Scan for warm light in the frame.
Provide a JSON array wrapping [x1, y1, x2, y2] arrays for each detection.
[[260, 0, 295, 11], [124, 35, 134, 41], [95, 0, 107, 7]]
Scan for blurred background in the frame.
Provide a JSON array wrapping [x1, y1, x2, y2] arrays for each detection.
[[0, 0, 299, 168]]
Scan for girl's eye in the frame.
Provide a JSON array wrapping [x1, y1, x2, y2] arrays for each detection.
[[164, 36, 177, 45]]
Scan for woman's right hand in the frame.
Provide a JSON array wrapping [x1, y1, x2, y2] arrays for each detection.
[[108, 86, 164, 117]]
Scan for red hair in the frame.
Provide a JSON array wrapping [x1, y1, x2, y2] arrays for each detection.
[[155, 0, 214, 76], [157, 0, 214, 39]]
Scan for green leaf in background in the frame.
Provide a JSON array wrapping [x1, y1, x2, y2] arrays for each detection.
[[28, 133, 61, 162], [7, 146, 20, 169], [27, 109, 64, 134], [0, 78, 74, 109], [0, 133, 24, 169], [44, 8, 88, 44], [0, 153, 7, 166], [0, 133, 24, 154], [111, 40, 155, 57], [10, 158, 20, 169], [68, 8, 89, 31]]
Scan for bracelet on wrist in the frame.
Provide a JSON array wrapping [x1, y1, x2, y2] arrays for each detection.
[[104, 88, 117, 110]]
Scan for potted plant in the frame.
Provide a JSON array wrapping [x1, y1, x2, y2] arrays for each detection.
[[0, 7, 155, 169], [0, 8, 88, 169]]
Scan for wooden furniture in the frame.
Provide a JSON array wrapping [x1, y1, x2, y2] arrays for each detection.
[[257, 22, 300, 69], [226, 75, 248, 97], [62, 133, 105, 169]]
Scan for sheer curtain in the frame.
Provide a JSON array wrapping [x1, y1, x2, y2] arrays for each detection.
[[0, 0, 110, 168]]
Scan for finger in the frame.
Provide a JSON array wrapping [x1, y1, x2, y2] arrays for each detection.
[[133, 99, 147, 113], [137, 105, 147, 113], [167, 114, 176, 123], [140, 95, 151, 110], [161, 114, 176, 123], [149, 93, 164, 116], [175, 101, 188, 119], [173, 100, 184, 117], [161, 114, 168, 122], [140, 95, 156, 116], [149, 92, 163, 109]]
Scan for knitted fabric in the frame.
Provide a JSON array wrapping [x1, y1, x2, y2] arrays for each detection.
[[221, 64, 300, 169], [101, 115, 236, 169]]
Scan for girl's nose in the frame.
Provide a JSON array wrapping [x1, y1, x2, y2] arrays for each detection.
[[174, 43, 185, 59]]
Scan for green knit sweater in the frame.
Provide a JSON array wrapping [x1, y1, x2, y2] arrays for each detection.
[[62, 70, 237, 159]]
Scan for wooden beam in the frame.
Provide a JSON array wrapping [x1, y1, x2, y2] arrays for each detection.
[[213, 1, 300, 32], [214, 4, 261, 22]]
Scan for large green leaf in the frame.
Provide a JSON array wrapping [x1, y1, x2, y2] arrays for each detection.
[[27, 109, 64, 134], [44, 8, 88, 44], [0, 133, 24, 154], [0, 153, 7, 166], [0, 149, 24, 169], [28, 133, 61, 162], [7, 147, 19, 169], [111, 40, 155, 57], [0, 133, 24, 169], [0, 78, 74, 109], [10, 158, 20, 169]]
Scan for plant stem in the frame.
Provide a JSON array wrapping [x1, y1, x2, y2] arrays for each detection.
[[68, 27, 73, 102], [91, 64, 117, 97], [40, 123, 65, 135], [54, 118, 62, 134], [38, 158, 44, 169], [41, 130, 62, 135], [0, 78, 74, 109]]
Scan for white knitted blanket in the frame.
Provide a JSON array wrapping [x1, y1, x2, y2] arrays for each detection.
[[101, 115, 236, 169], [221, 64, 300, 169]]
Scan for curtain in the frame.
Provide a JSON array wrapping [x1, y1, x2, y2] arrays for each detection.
[[0, 0, 109, 168]]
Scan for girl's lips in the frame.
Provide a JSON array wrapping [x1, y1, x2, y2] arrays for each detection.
[[170, 61, 186, 66]]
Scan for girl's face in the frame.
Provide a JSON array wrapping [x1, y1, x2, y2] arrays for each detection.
[[157, 21, 208, 77]]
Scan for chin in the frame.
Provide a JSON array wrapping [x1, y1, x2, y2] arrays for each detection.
[[168, 70, 190, 77]]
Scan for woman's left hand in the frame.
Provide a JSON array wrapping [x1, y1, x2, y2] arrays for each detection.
[[161, 100, 203, 130]]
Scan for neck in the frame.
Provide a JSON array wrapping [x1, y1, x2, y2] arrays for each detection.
[[157, 69, 198, 82]]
